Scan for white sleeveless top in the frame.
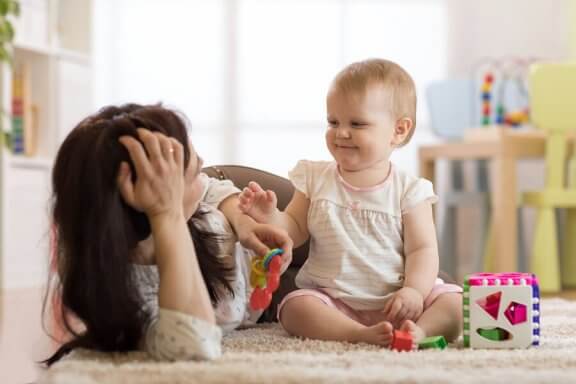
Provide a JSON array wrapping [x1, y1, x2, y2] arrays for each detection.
[[290, 160, 437, 310]]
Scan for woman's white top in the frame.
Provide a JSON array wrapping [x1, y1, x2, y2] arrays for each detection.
[[290, 160, 437, 310], [134, 174, 260, 361]]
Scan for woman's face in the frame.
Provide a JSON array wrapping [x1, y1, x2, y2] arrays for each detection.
[[183, 142, 204, 219]]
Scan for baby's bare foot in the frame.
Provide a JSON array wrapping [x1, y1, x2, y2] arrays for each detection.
[[399, 319, 426, 344], [353, 321, 394, 346]]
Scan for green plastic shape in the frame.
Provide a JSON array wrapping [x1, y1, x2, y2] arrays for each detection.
[[418, 335, 447, 350]]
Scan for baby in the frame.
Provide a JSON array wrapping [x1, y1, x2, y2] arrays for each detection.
[[239, 58, 462, 346]]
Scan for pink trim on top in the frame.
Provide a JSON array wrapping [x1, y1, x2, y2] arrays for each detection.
[[336, 162, 393, 192], [468, 272, 537, 287]]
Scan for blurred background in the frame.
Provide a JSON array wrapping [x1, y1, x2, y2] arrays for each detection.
[[0, 0, 575, 382]]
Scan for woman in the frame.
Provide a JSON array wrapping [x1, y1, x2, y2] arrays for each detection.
[[45, 103, 293, 364]]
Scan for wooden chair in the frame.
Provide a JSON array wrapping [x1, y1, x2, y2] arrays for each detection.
[[522, 63, 576, 292]]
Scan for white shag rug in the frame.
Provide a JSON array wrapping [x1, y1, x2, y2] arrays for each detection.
[[40, 298, 576, 384]]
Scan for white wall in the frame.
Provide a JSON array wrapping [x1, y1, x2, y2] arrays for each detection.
[[445, 0, 571, 76]]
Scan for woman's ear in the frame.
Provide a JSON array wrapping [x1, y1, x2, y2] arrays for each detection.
[[391, 117, 413, 146]]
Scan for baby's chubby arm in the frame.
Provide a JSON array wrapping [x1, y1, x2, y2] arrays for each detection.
[[383, 200, 439, 325], [401, 200, 439, 298], [239, 181, 310, 247]]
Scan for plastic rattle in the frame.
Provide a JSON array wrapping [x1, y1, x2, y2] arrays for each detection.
[[249, 248, 283, 310]]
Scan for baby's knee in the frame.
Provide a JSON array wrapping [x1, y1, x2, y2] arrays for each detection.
[[281, 295, 324, 317]]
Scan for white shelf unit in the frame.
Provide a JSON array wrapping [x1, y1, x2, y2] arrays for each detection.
[[0, 0, 94, 290]]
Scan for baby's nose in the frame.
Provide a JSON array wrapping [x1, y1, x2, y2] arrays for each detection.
[[336, 127, 351, 138]]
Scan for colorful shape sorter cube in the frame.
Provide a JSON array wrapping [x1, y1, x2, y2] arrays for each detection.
[[463, 272, 540, 349]]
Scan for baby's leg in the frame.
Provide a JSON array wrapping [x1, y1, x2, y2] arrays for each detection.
[[280, 294, 394, 346], [400, 292, 462, 343]]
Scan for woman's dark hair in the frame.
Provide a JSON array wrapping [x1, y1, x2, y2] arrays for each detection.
[[43, 104, 233, 365]]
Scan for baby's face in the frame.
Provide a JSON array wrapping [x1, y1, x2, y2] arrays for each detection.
[[325, 85, 399, 172]]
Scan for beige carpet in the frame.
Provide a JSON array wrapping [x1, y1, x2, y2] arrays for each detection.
[[40, 298, 576, 384]]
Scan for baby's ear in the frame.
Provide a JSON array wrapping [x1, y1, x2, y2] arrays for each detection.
[[391, 117, 413, 146]]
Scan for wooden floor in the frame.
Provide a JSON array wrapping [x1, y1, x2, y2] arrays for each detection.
[[543, 289, 576, 300]]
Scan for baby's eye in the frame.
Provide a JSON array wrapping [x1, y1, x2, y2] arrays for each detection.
[[350, 121, 367, 128], [327, 120, 338, 128]]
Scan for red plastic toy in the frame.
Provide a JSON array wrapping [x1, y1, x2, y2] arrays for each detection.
[[390, 330, 414, 352], [249, 248, 283, 310]]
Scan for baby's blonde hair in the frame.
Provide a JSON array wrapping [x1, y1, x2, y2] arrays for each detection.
[[329, 58, 417, 146]]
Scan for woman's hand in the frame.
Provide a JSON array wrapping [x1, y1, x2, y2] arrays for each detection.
[[236, 221, 293, 274], [117, 128, 185, 220]]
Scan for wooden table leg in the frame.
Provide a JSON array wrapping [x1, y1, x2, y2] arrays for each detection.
[[419, 151, 435, 183], [491, 155, 517, 271]]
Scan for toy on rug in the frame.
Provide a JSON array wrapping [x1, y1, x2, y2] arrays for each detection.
[[249, 248, 283, 310], [463, 272, 540, 349], [390, 330, 415, 351], [418, 335, 447, 350], [391, 332, 448, 352]]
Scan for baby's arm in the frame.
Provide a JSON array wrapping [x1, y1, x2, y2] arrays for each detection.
[[239, 181, 310, 248], [402, 200, 439, 298], [383, 200, 439, 325]]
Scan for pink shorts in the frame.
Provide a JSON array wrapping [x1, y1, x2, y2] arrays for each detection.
[[277, 279, 462, 327]]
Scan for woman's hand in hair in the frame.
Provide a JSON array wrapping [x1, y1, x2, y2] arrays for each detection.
[[120, 128, 216, 323], [118, 129, 185, 220]]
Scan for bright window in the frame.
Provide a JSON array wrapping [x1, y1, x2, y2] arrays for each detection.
[[95, 0, 447, 176]]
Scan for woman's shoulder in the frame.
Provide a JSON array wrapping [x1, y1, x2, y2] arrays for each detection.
[[199, 173, 241, 208]]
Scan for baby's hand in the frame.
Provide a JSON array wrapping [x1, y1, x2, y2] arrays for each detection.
[[382, 287, 424, 327], [238, 181, 278, 224]]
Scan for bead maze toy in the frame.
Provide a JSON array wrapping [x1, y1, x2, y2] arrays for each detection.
[[463, 272, 540, 349], [249, 248, 283, 310], [480, 72, 494, 126], [481, 71, 529, 127], [476, 58, 532, 128]]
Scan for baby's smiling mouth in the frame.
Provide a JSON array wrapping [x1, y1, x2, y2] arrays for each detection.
[[335, 143, 357, 149]]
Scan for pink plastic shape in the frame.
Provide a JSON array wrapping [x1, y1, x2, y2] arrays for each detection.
[[476, 291, 502, 320], [504, 301, 527, 325]]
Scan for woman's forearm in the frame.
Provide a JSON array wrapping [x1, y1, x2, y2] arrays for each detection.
[[151, 212, 215, 324]]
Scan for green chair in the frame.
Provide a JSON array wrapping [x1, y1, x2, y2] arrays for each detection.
[[522, 62, 576, 292]]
